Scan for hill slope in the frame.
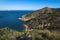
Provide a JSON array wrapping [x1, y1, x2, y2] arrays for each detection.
[[0, 27, 23, 40], [20, 7, 60, 30], [18, 7, 60, 40]]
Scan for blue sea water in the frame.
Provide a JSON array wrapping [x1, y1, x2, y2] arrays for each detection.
[[0, 10, 33, 31]]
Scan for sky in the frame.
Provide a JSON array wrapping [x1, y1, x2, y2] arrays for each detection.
[[0, 0, 60, 10]]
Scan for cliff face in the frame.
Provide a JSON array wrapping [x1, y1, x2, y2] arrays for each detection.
[[20, 7, 60, 30]]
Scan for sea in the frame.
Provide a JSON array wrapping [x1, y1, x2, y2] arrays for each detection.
[[0, 10, 33, 31]]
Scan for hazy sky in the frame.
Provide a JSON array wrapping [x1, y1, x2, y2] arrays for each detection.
[[0, 0, 60, 10]]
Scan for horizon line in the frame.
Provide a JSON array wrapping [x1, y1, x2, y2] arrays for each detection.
[[0, 10, 35, 11]]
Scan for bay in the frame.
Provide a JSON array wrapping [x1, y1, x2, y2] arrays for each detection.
[[0, 10, 33, 31]]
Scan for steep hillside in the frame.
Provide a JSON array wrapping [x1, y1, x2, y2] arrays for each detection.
[[18, 7, 60, 40], [20, 7, 60, 30]]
